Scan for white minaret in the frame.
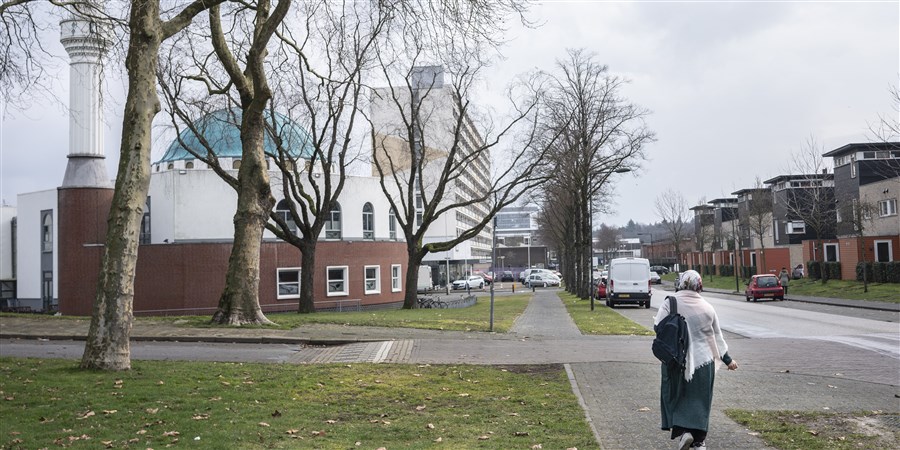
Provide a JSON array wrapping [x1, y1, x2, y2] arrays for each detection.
[[59, 7, 110, 188]]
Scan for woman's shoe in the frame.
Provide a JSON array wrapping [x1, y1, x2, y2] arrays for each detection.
[[677, 432, 694, 450]]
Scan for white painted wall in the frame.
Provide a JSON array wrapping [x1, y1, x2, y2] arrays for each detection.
[[15, 189, 57, 300], [0, 205, 16, 280]]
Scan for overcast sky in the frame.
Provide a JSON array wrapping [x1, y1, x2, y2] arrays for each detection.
[[1, 1, 897, 228]]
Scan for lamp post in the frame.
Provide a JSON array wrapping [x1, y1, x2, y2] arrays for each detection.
[[589, 167, 632, 311]]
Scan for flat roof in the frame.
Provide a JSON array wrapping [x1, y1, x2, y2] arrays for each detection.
[[763, 173, 834, 184], [822, 142, 900, 157]]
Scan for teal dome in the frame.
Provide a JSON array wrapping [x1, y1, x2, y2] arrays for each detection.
[[158, 109, 314, 163]]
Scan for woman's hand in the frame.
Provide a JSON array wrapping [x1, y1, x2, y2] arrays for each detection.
[[727, 361, 738, 370]]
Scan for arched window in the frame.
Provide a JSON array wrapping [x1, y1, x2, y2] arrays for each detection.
[[232, 159, 242, 170], [362, 202, 375, 240], [325, 202, 341, 240], [41, 212, 53, 253], [185, 161, 194, 169], [275, 199, 297, 234], [166, 162, 174, 170], [388, 208, 397, 240]]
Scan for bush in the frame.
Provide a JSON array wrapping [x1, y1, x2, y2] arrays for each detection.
[[807, 260, 821, 279], [824, 262, 841, 281], [857, 262, 900, 283], [718, 265, 734, 277], [741, 266, 757, 279]]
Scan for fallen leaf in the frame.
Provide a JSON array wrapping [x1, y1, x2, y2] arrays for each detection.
[[325, 419, 337, 424], [103, 410, 118, 415], [157, 380, 165, 385], [162, 431, 180, 437], [508, 413, 519, 416], [114, 379, 123, 385], [808, 430, 819, 436], [458, 393, 470, 397], [286, 429, 299, 435], [146, 408, 159, 414], [416, 405, 426, 411], [531, 445, 542, 450], [192, 414, 209, 420], [426, 423, 435, 429], [478, 435, 490, 440], [220, 381, 231, 386], [102, 440, 114, 448], [637, 407, 651, 412], [514, 431, 529, 436], [77, 410, 95, 420], [136, 429, 147, 435], [566, 448, 578, 450], [258, 422, 270, 427], [272, 410, 282, 418]]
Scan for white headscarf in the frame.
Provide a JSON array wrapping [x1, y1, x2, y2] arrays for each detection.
[[655, 270, 729, 382]]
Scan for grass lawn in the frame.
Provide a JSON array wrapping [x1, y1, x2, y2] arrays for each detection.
[[558, 292, 653, 336], [726, 409, 898, 449], [156, 294, 533, 332], [0, 357, 597, 449]]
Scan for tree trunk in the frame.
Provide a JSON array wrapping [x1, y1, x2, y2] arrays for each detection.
[[298, 241, 316, 313], [80, 1, 162, 371], [403, 245, 425, 309], [210, 109, 274, 326]]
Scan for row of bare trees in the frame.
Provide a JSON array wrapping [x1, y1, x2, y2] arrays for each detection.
[[534, 49, 654, 299]]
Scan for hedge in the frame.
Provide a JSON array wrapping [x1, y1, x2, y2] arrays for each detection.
[[808, 260, 842, 281], [718, 265, 734, 277], [741, 266, 757, 279], [856, 262, 900, 283]]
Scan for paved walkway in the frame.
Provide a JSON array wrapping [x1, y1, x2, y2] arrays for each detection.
[[2, 288, 899, 449]]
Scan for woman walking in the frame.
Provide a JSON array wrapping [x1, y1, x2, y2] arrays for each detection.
[[655, 270, 738, 449], [779, 267, 790, 296]]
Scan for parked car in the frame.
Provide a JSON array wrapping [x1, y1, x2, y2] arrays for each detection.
[[650, 265, 670, 275], [606, 257, 651, 308], [792, 264, 804, 280], [478, 272, 493, 285], [526, 273, 560, 288], [650, 271, 662, 284], [745, 274, 784, 302], [452, 275, 484, 290], [596, 280, 607, 298], [500, 271, 515, 282]]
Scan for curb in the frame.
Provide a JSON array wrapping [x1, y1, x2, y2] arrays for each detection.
[[564, 363, 603, 448]]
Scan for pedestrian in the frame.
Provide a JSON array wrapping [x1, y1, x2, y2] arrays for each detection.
[[655, 270, 738, 449], [779, 267, 790, 296]]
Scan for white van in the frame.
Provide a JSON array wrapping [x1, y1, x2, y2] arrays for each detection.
[[606, 257, 651, 308]]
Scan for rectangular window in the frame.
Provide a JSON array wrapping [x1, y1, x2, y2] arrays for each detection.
[[415, 194, 424, 227], [824, 243, 839, 262], [326, 266, 348, 296], [389, 211, 397, 240], [786, 221, 806, 234], [879, 199, 897, 217], [277, 268, 300, 299], [364, 265, 380, 294], [391, 264, 402, 292]]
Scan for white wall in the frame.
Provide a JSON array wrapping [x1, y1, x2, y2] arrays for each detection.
[[15, 189, 57, 300], [0, 205, 16, 279]]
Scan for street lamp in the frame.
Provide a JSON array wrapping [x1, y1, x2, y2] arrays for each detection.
[[590, 167, 632, 311]]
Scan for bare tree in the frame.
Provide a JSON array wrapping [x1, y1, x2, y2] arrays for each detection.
[[869, 85, 900, 142], [692, 198, 715, 275], [838, 197, 880, 291], [655, 189, 690, 269], [79, 0, 226, 370], [785, 138, 836, 282], [595, 223, 620, 267]]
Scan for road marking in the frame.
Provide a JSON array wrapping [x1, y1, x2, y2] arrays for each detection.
[[373, 341, 393, 363]]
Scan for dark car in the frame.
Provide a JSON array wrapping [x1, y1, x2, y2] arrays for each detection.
[[745, 274, 784, 302], [650, 265, 669, 275], [500, 271, 515, 282]]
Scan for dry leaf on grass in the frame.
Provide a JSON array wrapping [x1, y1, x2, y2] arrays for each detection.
[[76, 410, 95, 420], [258, 422, 270, 427], [426, 423, 435, 430], [162, 431, 180, 437]]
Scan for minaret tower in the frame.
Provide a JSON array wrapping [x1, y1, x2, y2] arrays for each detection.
[[59, 6, 110, 187]]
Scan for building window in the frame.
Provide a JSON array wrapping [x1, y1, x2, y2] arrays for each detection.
[[325, 202, 342, 240], [326, 266, 348, 296], [391, 264, 401, 292], [874, 240, 893, 262], [786, 221, 806, 234], [277, 268, 300, 299], [185, 161, 195, 169], [41, 211, 53, 253], [167, 162, 175, 170], [275, 199, 298, 234], [364, 265, 380, 294], [415, 194, 424, 227], [824, 243, 839, 262], [362, 202, 375, 240], [879, 199, 897, 217], [389, 209, 397, 240], [140, 197, 151, 244], [850, 162, 856, 178], [750, 252, 757, 268]]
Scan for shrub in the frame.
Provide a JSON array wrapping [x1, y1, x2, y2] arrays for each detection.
[[807, 260, 821, 279], [718, 265, 734, 277], [859, 262, 900, 283], [823, 262, 841, 281], [741, 266, 757, 279]]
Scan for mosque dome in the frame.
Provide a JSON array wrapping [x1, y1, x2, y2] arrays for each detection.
[[158, 108, 314, 163]]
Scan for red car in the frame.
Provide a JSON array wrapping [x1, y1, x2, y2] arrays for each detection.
[[745, 274, 784, 302]]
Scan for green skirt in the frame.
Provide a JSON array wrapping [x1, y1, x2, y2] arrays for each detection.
[[660, 362, 715, 431]]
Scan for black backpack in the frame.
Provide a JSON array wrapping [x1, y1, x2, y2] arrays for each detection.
[[652, 296, 689, 370]]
